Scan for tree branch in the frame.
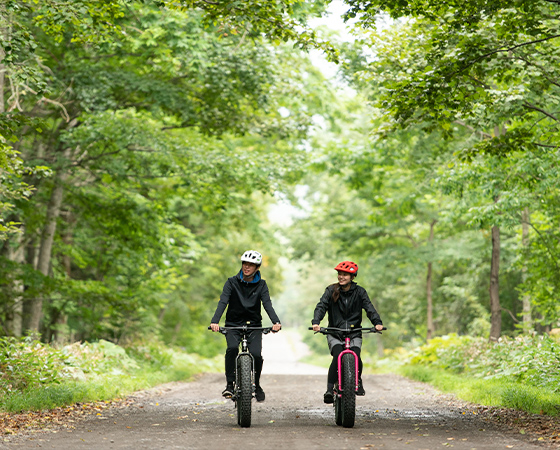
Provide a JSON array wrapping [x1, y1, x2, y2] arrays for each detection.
[[501, 307, 520, 323], [446, 34, 560, 79], [522, 102, 560, 123], [508, 54, 560, 89], [533, 143, 560, 149], [528, 223, 560, 273]]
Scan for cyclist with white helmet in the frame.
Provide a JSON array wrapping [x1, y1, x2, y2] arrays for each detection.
[[210, 250, 282, 402]]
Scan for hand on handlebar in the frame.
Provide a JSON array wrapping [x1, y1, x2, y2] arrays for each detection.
[[272, 323, 282, 332], [312, 324, 320, 332], [375, 324, 384, 332], [210, 323, 220, 332]]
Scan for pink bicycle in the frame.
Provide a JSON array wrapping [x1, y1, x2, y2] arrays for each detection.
[[309, 326, 386, 428]]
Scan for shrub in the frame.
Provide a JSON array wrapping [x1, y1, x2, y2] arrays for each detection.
[[0, 337, 67, 396], [407, 333, 560, 393]]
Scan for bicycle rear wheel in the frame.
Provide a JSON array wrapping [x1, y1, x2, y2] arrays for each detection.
[[341, 353, 356, 428], [236, 354, 253, 427]]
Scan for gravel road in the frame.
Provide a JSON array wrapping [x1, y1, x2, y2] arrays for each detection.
[[1, 330, 554, 449]]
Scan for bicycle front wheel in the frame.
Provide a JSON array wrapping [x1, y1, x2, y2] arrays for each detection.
[[341, 353, 356, 428], [236, 354, 253, 427]]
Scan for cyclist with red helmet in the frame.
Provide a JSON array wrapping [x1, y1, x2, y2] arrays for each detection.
[[311, 261, 384, 403], [210, 250, 282, 402]]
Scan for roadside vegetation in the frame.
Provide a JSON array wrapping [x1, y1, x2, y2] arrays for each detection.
[[0, 336, 220, 413], [361, 332, 560, 416]]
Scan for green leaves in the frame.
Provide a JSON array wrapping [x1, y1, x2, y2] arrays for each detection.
[[1, 1, 333, 343]]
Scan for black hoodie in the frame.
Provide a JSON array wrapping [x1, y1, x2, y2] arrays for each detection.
[[312, 282, 382, 334], [211, 270, 281, 327]]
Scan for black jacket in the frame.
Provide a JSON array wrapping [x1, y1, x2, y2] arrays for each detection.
[[211, 271, 281, 327], [312, 282, 382, 334]]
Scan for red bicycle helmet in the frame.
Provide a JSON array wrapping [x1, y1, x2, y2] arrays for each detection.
[[334, 261, 358, 276]]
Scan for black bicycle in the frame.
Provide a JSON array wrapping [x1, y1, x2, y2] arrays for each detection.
[[309, 326, 386, 428], [209, 325, 276, 427]]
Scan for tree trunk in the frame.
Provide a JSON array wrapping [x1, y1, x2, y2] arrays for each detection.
[[3, 234, 25, 336], [21, 237, 38, 331], [489, 225, 501, 342], [52, 228, 73, 344], [27, 158, 70, 332], [0, 45, 5, 113], [0, 6, 6, 114], [521, 207, 532, 332], [426, 219, 436, 341]]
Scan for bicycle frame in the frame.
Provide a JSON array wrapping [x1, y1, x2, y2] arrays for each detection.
[[309, 326, 386, 395], [309, 325, 386, 428]]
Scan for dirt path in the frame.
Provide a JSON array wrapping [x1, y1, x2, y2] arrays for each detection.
[[1, 331, 557, 449]]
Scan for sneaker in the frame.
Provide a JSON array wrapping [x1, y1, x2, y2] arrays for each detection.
[[323, 389, 334, 404], [357, 379, 365, 396], [255, 385, 265, 402], [222, 383, 234, 398]]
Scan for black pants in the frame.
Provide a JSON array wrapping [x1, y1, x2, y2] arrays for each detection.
[[327, 344, 362, 388], [225, 329, 263, 386]]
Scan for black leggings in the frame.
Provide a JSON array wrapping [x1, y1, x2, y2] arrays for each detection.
[[225, 330, 263, 385], [327, 344, 362, 387]]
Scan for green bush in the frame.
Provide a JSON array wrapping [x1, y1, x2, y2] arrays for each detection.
[[0, 336, 67, 395], [406, 333, 560, 393], [0, 336, 221, 412]]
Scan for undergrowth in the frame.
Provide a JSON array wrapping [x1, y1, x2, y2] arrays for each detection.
[[394, 333, 560, 416], [0, 336, 221, 412]]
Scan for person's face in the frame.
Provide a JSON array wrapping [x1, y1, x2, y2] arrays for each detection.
[[337, 271, 353, 286], [242, 262, 259, 278]]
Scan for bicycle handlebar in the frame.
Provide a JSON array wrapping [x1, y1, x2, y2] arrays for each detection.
[[308, 326, 387, 335], [208, 325, 278, 335]]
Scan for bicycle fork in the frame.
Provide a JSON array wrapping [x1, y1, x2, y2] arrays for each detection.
[[336, 337, 359, 394], [234, 335, 255, 401]]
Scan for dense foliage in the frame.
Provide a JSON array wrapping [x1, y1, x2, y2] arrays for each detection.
[[1, 0, 559, 358], [0, 1, 334, 347], [282, 0, 560, 345]]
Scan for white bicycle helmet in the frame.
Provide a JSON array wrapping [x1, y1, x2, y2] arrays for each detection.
[[240, 250, 263, 265]]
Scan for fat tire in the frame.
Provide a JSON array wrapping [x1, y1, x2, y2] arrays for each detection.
[[236, 354, 253, 427], [341, 353, 356, 428]]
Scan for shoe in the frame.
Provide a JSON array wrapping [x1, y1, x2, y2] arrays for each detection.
[[357, 379, 365, 396], [255, 385, 265, 402], [222, 383, 234, 398], [323, 389, 334, 404]]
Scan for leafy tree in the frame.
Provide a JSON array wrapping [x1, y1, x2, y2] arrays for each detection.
[[334, 0, 560, 336], [0, 1, 334, 343]]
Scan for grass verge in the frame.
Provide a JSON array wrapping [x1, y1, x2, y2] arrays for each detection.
[[400, 364, 560, 416], [1, 354, 221, 413]]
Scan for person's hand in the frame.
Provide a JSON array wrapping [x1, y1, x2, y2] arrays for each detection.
[[312, 324, 320, 332], [210, 323, 220, 332], [272, 323, 282, 332], [375, 324, 384, 331]]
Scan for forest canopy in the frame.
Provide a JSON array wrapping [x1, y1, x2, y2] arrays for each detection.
[[1, 0, 559, 352]]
